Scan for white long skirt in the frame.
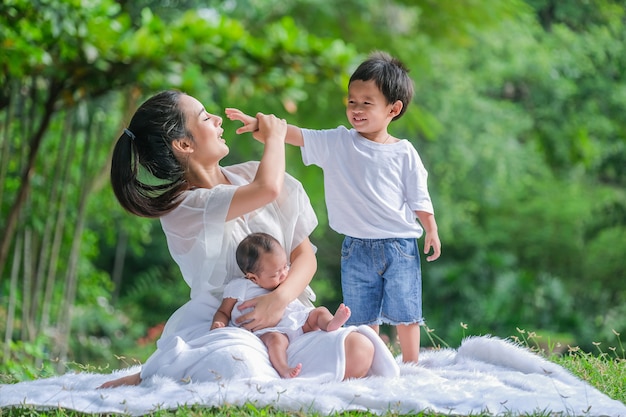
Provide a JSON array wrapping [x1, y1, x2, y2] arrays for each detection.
[[140, 293, 399, 382]]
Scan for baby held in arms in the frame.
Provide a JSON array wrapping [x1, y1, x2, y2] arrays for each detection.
[[211, 232, 351, 378]]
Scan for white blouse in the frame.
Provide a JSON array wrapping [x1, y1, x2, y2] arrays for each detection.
[[160, 161, 318, 300]]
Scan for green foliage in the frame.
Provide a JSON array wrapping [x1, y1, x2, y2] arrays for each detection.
[[395, 2, 626, 350], [1, 0, 625, 375], [0, 338, 59, 383], [69, 295, 146, 367], [120, 265, 188, 325], [1, 0, 132, 95], [1, 0, 358, 373]]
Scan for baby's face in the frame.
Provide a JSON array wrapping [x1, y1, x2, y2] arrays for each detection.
[[252, 249, 290, 290]]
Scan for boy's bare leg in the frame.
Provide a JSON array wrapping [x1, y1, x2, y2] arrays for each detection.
[[98, 372, 142, 389], [260, 332, 301, 378], [303, 303, 351, 333], [396, 323, 420, 363]]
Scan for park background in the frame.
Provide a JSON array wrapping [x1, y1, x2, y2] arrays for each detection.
[[1, 0, 625, 378]]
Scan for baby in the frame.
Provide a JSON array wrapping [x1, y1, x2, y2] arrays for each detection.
[[211, 232, 351, 378]]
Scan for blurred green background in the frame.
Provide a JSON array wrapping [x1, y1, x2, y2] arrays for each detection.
[[1, 0, 625, 378]]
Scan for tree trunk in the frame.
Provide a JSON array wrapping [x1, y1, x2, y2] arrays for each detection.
[[55, 108, 94, 369], [111, 229, 128, 304], [20, 227, 34, 342], [0, 81, 63, 281], [0, 86, 15, 210], [39, 128, 76, 336], [3, 234, 22, 361], [32, 110, 72, 336]]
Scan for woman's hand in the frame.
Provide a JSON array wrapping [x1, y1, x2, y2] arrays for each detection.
[[235, 291, 289, 332], [255, 112, 287, 144]]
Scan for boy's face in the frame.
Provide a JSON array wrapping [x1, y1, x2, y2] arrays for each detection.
[[247, 248, 290, 291], [346, 79, 395, 140]]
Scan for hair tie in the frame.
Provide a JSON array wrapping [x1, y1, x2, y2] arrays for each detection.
[[124, 128, 136, 141]]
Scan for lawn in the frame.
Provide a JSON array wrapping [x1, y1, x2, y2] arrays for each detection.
[[1, 331, 624, 417]]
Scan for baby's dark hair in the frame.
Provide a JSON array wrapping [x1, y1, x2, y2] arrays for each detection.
[[349, 51, 414, 121], [236, 232, 281, 275]]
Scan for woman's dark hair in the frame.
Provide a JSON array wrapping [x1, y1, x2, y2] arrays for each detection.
[[236, 232, 280, 275], [349, 50, 414, 121], [110, 90, 190, 218]]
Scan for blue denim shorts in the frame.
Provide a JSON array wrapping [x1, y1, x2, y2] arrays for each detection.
[[340, 236, 424, 326]]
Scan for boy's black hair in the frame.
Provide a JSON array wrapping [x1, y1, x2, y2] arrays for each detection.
[[349, 51, 414, 121]]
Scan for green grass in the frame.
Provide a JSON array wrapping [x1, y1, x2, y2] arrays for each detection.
[[2, 329, 625, 417], [553, 341, 626, 404], [513, 327, 626, 405]]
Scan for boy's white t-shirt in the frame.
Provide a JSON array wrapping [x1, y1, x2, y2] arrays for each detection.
[[301, 126, 434, 239]]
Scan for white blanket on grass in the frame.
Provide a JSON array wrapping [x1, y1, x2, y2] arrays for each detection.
[[1, 335, 625, 416]]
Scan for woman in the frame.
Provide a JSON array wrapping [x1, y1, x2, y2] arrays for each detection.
[[102, 90, 398, 388]]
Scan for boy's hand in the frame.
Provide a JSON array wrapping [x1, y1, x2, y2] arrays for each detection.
[[415, 211, 441, 262], [423, 232, 441, 262], [225, 108, 259, 135], [226, 108, 286, 145]]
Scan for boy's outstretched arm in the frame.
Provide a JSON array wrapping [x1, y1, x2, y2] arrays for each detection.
[[225, 108, 304, 146], [415, 211, 441, 262], [285, 124, 304, 147]]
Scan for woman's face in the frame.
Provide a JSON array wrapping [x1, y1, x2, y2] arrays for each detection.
[[179, 94, 228, 163]]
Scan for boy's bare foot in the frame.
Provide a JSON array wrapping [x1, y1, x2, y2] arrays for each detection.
[[326, 303, 351, 332], [280, 362, 302, 378], [97, 372, 142, 389]]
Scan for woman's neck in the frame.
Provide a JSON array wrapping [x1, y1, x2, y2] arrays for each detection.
[[187, 164, 230, 189]]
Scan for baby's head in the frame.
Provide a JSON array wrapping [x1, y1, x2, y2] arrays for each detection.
[[349, 51, 414, 121], [236, 232, 290, 290]]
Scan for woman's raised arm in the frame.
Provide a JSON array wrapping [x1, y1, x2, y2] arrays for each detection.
[[225, 112, 287, 221]]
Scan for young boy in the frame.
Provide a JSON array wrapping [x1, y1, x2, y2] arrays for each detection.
[[211, 232, 351, 378], [226, 51, 441, 364]]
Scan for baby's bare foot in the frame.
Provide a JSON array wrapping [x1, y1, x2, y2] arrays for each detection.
[[326, 303, 351, 331], [282, 363, 302, 378]]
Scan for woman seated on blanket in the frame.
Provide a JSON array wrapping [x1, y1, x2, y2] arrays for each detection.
[[101, 90, 398, 388]]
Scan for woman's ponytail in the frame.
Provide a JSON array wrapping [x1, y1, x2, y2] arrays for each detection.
[[110, 90, 189, 218]]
